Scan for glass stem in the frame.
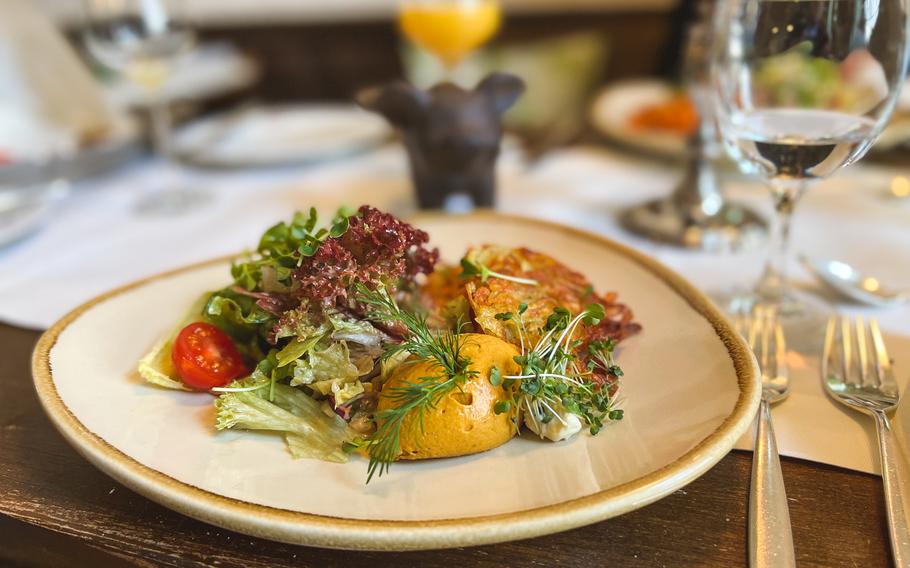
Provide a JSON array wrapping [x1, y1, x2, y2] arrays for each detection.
[[756, 181, 806, 304], [148, 97, 175, 164]]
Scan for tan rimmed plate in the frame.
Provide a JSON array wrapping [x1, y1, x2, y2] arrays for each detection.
[[32, 212, 759, 551], [589, 79, 688, 159]]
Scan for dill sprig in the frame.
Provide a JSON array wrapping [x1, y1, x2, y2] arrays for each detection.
[[356, 284, 475, 482], [356, 284, 470, 376], [367, 369, 467, 481]]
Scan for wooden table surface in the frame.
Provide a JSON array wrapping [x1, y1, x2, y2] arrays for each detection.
[[0, 321, 893, 567]]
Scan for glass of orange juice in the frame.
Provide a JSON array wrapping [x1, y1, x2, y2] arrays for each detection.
[[398, 0, 501, 69]]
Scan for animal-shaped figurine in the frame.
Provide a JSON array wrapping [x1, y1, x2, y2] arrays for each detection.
[[358, 73, 525, 209]]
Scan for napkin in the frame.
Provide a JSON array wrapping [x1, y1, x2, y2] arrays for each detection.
[[899, 395, 910, 456], [731, 341, 910, 477], [512, 148, 910, 476], [0, 0, 118, 162]]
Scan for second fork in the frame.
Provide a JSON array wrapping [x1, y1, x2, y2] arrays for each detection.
[[738, 307, 796, 568], [822, 315, 910, 567]]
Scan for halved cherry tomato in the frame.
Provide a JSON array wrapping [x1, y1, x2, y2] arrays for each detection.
[[171, 322, 247, 390]]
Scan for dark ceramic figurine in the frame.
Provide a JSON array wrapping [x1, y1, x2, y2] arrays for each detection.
[[358, 73, 525, 209]]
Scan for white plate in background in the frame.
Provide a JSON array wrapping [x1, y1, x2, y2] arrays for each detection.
[[590, 79, 689, 159], [173, 104, 391, 168]]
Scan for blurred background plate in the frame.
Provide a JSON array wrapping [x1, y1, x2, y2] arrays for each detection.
[[0, 198, 56, 249], [172, 104, 391, 168], [56, 117, 141, 180], [0, 178, 68, 249], [0, 116, 140, 182], [589, 79, 688, 159]]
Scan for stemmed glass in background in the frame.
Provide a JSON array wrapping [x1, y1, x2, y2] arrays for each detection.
[[712, 0, 909, 331], [398, 0, 501, 77], [620, 0, 768, 252], [83, 0, 207, 215]]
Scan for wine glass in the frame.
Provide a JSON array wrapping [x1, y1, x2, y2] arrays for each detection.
[[712, 0, 909, 330], [398, 0, 501, 72], [83, 0, 207, 215]]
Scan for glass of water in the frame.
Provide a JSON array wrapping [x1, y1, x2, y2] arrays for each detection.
[[83, 0, 207, 215], [712, 0, 909, 328]]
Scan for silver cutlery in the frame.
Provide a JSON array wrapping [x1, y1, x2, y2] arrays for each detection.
[[736, 307, 796, 568], [822, 316, 910, 567], [800, 256, 908, 308]]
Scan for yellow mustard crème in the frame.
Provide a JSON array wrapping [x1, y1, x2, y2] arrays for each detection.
[[377, 333, 521, 460]]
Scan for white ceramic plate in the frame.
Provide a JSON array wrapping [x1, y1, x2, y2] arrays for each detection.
[[33, 213, 759, 550], [590, 80, 688, 159], [0, 116, 140, 181], [0, 180, 68, 249], [173, 104, 390, 168]]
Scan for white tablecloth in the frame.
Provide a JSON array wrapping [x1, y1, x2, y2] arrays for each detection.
[[3, 145, 910, 477]]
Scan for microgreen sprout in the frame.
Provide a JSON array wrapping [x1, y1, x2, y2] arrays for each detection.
[[459, 258, 539, 286], [496, 303, 624, 437], [490, 366, 502, 386], [231, 207, 354, 290]]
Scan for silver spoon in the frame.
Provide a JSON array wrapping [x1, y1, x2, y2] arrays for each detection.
[[800, 255, 908, 308]]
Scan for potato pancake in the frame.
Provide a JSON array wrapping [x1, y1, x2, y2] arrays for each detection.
[[462, 245, 640, 386]]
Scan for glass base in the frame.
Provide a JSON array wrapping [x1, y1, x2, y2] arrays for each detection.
[[718, 287, 830, 354], [134, 187, 210, 216], [619, 197, 767, 252]]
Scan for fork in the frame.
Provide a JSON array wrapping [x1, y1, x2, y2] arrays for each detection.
[[822, 315, 910, 567], [736, 307, 796, 568]]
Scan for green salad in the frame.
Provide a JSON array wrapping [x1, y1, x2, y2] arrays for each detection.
[[138, 206, 641, 482]]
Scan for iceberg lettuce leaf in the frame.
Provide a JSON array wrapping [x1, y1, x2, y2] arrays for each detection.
[[290, 341, 360, 387], [137, 293, 211, 391], [214, 382, 350, 463], [275, 331, 325, 367], [328, 313, 383, 347], [311, 379, 365, 405], [285, 433, 347, 463]]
